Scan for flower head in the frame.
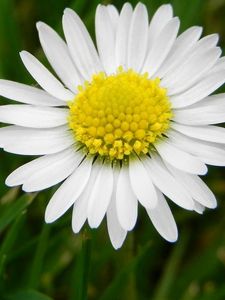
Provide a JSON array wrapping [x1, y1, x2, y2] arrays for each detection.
[[0, 3, 224, 249]]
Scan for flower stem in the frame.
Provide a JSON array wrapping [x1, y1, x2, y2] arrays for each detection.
[[76, 230, 92, 300]]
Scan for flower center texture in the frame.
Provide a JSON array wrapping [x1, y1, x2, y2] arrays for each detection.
[[68, 67, 172, 160]]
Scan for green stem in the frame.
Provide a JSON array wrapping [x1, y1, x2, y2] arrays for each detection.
[[152, 232, 190, 300], [71, 231, 92, 300], [28, 224, 50, 289]]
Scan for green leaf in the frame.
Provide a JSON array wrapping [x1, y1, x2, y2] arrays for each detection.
[[3, 289, 53, 300], [0, 193, 36, 232]]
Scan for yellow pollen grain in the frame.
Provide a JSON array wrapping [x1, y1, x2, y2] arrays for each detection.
[[68, 67, 172, 160]]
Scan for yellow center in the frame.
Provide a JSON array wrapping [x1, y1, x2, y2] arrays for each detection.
[[68, 67, 172, 160]]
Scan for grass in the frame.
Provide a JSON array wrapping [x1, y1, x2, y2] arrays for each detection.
[[0, 0, 225, 299]]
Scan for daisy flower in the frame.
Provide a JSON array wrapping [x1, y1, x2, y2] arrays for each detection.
[[0, 2, 225, 249]]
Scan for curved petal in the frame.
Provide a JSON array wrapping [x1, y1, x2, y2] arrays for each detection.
[[87, 162, 114, 228], [168, 130, 225, 167], [0, 105, 68, 128], [146, 189, 178, 242], [37, 21, 82, 92], [142, 17, 180, 76], [129, 158, 158, 209], [173, 104, 225, 125], [0, 125, 73, 155], [45, 157, 92, 223], [106, 4, 119, 31], [164, 47, 221, 95], [20, 51, 74, 101], [145, 156, 194, 210], [166, 163, 217, 209], [6, 147, 82, 192], [155, 139, 208, 175], [148, 4, 173, 51], [170, 70, 225, 108], [72, 164, 101, 233], [127, 3, 149, 71], [63, 8, 102, 80], [0, 80, 64, 106], [95, 5, 116, 74], [116, 167, 138, 231], [115, 3, 133, 69], [107, 168, 127, 249], [172, 123, 225, 143], [155, 26, 202, 78]]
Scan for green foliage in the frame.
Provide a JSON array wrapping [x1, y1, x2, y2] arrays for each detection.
[[0, 0, 225, 299]]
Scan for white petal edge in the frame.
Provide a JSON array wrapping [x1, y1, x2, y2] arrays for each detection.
[[95, 5, 116, 74], [127, 3, 149, 72], [145, 155, 194, 210], [172, 123, 225, 143], [142, 17, 180, 77], [87, 162, 114, 228], [165, 162, 217, 209], [107, 168, 127, 249], [115, 3, 133, 69], [45, 157, 92, 223], [6, 147, 82, 192], [146, 189, 178, 242], [0, 125, 74, 155], [129, 158, 158, 209], [63, 8, 102, 80], [37, 21, 82, 92], [155, 139, 208, 175], [20, 51, 74, 101], [0, 80, 64, 106], [0, 105, 68, 128], [170, 70, 225, 109], [116, 167, 138, 231]]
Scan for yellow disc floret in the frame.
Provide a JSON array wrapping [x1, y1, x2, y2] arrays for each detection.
[[68, 67, 172, 160]]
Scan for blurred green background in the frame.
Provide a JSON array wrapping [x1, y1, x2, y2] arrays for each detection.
[[0, 0, 225, 299]]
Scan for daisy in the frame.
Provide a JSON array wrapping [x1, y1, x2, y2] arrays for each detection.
[[0, 2, 225, 249]]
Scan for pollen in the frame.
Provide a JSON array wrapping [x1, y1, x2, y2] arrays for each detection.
[[68, 67, 172, 160]]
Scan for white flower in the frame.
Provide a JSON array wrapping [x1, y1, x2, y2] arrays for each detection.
[[0, 2, 224, 249]]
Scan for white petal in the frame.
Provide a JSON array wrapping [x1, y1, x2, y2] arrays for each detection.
[[72, 164, 101, 233], [45, 158, 92, 223], [127, 3, 148, 72], [20, 51, 74, 101], [170, 70, 225, 108], [0, 105, 68, 128], [174, 104, 225, 125], [116, 167, 138, 231], [129, 158, 157, 209], [147, 189, 178, 242], [115, 3, 133, 69], [165, 163, 217, 209], [168, 130, 225, 167], [0, 125, 73, 155], [142, 17, 180, 76], [172, 123, 225, 143], [106, 4, 119, 31], [155, 26, 202, 78], [6, 147, 81, 191], [88, 163, 114, 228], [145, 156, 194, 210], [63, 8, 102, 80], [211, 56, 225, 73], [163, 47, 221, 95], [36, 21, 82, 92], [95, 5, 116, 74], [155, 139, 208, 175], [0, 80, 64, 106], [148, 4, 173, 50], [107, 168, 127, 249], [194, 202, 205, 214]]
